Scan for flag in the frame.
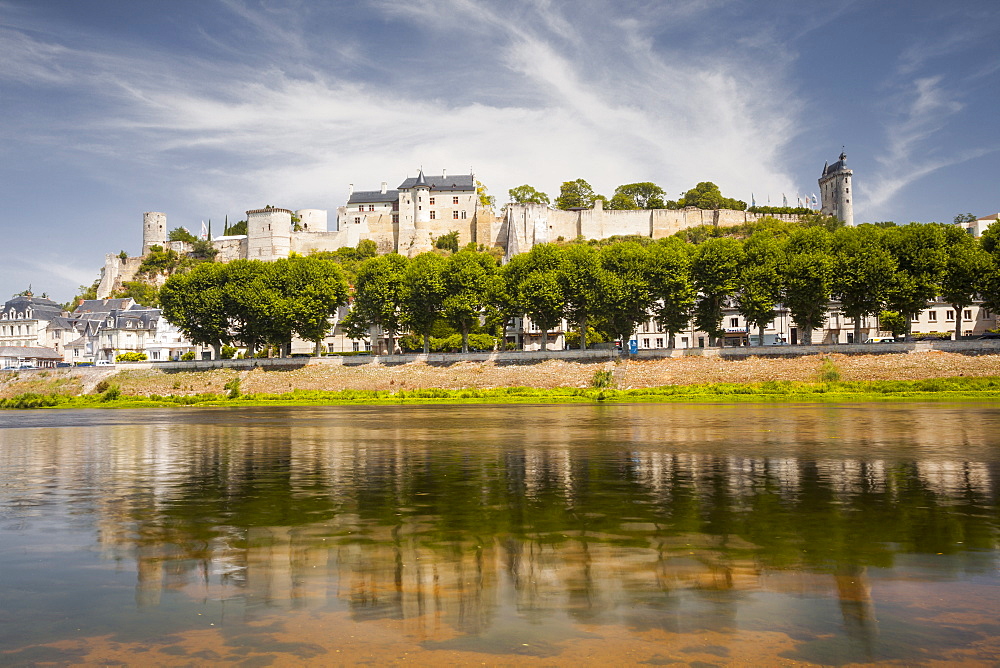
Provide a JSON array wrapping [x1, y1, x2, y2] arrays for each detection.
[[200, 221, 208, 240]]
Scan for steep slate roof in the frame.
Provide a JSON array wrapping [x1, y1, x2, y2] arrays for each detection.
[[821, 152, 850, 177], [348, 190, 400, 205], [74, 298, 134, 314], [397, 173, 474, 192], [2, 295, 64, 321]]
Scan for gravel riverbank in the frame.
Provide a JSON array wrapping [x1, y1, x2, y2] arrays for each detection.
[[3, 350, 1000, 399]]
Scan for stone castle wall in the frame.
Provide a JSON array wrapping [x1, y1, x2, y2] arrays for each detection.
[[503, 202, 802, 258], [99, 204, 804, 298]]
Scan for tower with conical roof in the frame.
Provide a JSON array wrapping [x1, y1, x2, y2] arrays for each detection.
[[818, 151, 854, 226], [412, 168, 430, 225]]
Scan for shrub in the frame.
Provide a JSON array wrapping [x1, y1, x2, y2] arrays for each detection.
[[818, 357, 841, 383], [115, 351, 148, 363], [100, 384, 121, 402], [592, 369, 614, 389], [220, 345, 238, 359], [180, 351, 196, 361], [224, 378, 241, 399]]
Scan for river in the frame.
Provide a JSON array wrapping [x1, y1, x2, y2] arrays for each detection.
[[1, 402, 998, 665]]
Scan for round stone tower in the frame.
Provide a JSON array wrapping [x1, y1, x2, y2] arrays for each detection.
[[818, 152, 854, 226], [412, 168, 430, 225], [246, 208, 293, 261], [142, 212, 167, 254]]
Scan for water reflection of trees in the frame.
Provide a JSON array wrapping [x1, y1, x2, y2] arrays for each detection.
[[4, 405, 998, 648]]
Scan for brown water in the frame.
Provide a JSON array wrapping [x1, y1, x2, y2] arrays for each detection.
[[0, 402, 998, 666]]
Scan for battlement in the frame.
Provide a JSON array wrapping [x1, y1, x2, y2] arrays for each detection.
[[247, 208, 294, 216]]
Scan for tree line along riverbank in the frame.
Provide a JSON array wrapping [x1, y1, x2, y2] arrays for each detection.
[[120, 217, 1000, 360], [2, 351, 999, 408]]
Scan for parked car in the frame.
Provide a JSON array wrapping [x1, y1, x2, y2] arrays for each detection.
[[866, 337, 895, 344], [95, 360, 114, 366]]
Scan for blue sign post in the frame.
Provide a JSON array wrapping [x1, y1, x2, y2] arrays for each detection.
[[628, 338, 638, 354]]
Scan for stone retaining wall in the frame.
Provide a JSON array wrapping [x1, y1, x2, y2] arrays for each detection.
[[115, 340, 1000, 372]]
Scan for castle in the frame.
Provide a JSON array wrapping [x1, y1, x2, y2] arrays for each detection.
[[818, 151, 853, 226], [97, 158, 853, 298]]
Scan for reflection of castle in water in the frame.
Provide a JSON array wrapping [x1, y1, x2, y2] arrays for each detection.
[[3, 404, 999, 649]]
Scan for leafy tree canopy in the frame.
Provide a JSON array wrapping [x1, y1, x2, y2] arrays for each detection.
[[612, 182, 666, 210], [673, 182, 747, 211], [555, 179, 602, 210], [168, 227, 199, 243], [508, 184, 551, 205]]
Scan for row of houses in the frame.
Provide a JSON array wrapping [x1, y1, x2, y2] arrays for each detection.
[[3, 286, 997, 368], [0, 293, 196, 367]]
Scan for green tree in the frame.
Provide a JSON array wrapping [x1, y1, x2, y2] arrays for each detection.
[[476, 180, 496, 209], [607, 192, 639, 210], [347, 254, 409, 354], [400, 252, 449, 353], [677, 182, 746, 210], [271, 256, 349, 353], [434, 230, 461, 254], [781, 228, 834, 345], [594, 241, 653, 345], [443, 250, 498, 353], [512, 244, 566, 351], [160, 262, 231, 356], [225, 219, 248, 236], [736, 232, 785, 345], [692, 237, 744, 346], [222, 260, 281, 356], [940, 228, 992, 340], [953, 213, 977, 224], [883, 224, 948, 338], [613, 182, 666, 209], [647, 238, 695, 347], [112, 281, 160, 307], [168, 227, 199, 243], [555, 179, 600, 210], [831, 226, 897, 343], [508, 185, 551, 205], [558, 244, 602, 350], [979, 221, 1000, 316]]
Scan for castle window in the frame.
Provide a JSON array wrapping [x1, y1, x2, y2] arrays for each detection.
[[964, 309, 972, 320], [928, 311, 937, 322], [461, 211, 467, 219], [429, 197, 435, 205], [453, 211, 459, 219], [354, 217, 360, 224], [369, 205, 375, 212], [430, 211, 436, 220], [392, 214, 399, 224], [453, 196, 459, 205]]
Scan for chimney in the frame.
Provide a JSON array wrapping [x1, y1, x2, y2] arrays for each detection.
[[442, 168, 447, 180], [348, 183, 354, 196], [380, 182, 387, 194]]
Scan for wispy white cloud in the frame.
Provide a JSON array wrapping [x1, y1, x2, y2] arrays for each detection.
[[1, 0, 803, 211]]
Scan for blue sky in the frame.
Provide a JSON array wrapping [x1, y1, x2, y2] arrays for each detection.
[[2, 0, 998, 303]]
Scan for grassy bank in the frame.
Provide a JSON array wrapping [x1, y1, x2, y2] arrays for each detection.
[[4, 376, 1000, 410]]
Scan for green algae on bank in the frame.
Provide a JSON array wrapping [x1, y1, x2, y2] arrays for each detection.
[[3, 376, 1000, 409]]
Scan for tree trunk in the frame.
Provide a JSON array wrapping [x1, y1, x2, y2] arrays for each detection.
[[758, 324, 765, 347], [803, 326, 813, 345], [461, 323, 469, 353], [580, 315, 588, 351], [541, 328, 548, 351], [953, 304, 962, 341], [422, 333, 430, 354], [854, 317, 862, 345]]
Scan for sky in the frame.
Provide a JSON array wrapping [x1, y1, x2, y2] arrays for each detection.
[[1, 0, 998, 304]]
